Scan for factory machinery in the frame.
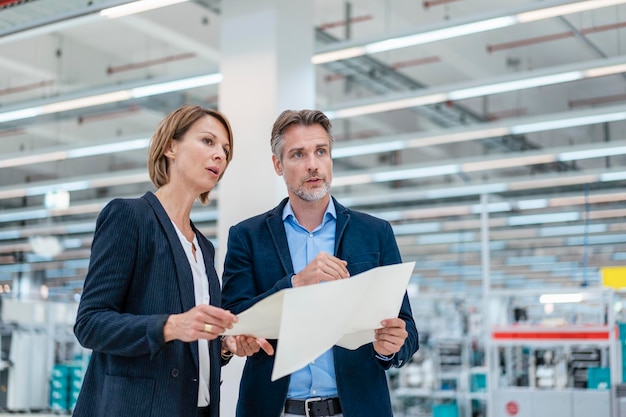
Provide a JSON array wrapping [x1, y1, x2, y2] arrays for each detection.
[[391, 289, 622, 417]]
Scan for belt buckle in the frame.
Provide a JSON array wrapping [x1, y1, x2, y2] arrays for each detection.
[[304, 397, 322, 417]]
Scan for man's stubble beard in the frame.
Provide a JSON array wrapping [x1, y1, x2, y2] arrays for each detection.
[[289, 178, 331, 202]]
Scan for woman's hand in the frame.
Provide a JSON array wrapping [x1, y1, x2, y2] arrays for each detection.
[[164, 304, 237, 342]]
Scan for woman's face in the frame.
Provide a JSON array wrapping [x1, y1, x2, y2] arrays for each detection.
[[166, 114, 231, 195]]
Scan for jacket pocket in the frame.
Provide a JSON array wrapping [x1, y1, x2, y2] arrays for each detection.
[[346, 252, 380, 275], [101, 374, 156, 417]]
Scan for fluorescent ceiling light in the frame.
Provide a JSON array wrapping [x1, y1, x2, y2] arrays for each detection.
[[311, 47, 366, 65], [332, 174, 375, 187], [539, 293, 583, 303], [509, 173, 598, 190], [0, 209, 50, 223], [601, 171, 626, 181], [511, 111, 626, 134], [424, 183, 508, 199], [340, 176, 626, 222], [312, 0, 626, 63], [326, 55, 626, 120], [131, 74, 222, 98], [469, 202, 512, 214], [26, 181, 91, 197], [364, 17, 517, 54], [539, 224, 607, 237], [584, 63, 626, 77], [410, 128, 511, 147], [100, 0, 189, 19], [327, 94, 446, 119], [517, 0, 626, 23], [0, 138, 149, 168], [508, 212, 580, 226], [42, 91, 133, 113], [559, 145, 626, 161], [332, 105, 626, 160], [448, 72, 582, 100], [0, 108, 41, 123], [517, 199, 549, 210], [331, 128, 505, 159], [0, 73, 221, 124], [462, 154, 557, 172], [507, 256, 557, 265], [0, 151, 68, 168], [332, 140, 407, 158], [0, 169, 149, 200], [371, 164, 460, 183], [393, 223, 442, 235], [67, 138, 150, 158], [417, 232, 476, 245]]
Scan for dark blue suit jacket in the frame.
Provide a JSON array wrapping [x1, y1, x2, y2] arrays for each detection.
[[74, 192, 223, 417], [222, 197, 418, 417]]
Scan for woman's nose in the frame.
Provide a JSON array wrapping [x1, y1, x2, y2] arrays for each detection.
[[213, 148, 226, 160]]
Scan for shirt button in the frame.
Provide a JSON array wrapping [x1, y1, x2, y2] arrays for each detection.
[[170, 368, 179, 378], [311, 360, 315, 364], [312, 390, 317, 395]]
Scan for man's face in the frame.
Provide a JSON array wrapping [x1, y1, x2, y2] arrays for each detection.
[[272, 124, 332, 202]]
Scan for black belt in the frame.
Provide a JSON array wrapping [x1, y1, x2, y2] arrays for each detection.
[[285, 397, 342, 417], [197, 406, 210, 417]]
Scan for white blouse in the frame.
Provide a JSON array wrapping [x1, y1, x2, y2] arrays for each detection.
[[171, 222, 211, 407]]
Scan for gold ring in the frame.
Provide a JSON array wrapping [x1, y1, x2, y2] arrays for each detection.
[[203, 323, 212, 333]]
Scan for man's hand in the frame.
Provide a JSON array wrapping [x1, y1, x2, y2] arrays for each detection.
[[292, 252, 349, 287], [373, 318, 407, 357], [223, 335, 274, 357]]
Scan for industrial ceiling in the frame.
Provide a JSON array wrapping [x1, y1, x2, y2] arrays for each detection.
[[1, 0, 626, 301]]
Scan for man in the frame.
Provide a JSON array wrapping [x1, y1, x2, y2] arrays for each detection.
[[222, 109, 418, 417]]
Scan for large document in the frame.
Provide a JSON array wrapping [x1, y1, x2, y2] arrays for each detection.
[[223, 261, 415, 381]]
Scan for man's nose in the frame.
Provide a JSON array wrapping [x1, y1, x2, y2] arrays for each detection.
[[305, 153, 319, 170]]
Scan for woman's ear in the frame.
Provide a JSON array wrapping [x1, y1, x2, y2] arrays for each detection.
[[164, 141, 176, 159]]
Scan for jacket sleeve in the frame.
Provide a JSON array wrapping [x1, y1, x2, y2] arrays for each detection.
[[377, 221, 419, 370], [73, 199, 169, 358], [222, 224, 293, 315]]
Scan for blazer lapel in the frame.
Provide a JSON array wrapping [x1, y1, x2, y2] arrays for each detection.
[[333, 197, 350, 256], [266, 198, 295, 276], [142, 192, 199, 364], [194, 232, 221, 307]]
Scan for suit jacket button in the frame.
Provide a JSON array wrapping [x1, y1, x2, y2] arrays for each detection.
[[170, 368, 179, 378]]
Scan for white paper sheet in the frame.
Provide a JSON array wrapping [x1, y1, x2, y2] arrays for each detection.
[[223, 261, 415, 381]]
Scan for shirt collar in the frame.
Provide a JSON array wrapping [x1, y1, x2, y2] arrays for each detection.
[[282, 197, 337, 223]]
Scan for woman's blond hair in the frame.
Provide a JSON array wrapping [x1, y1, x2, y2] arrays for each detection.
[[148, 105, 234, 205]]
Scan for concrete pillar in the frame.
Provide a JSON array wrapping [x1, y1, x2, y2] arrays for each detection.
[[217, 1, 314, 416]]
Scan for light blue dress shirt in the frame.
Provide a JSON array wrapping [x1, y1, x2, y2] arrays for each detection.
[[283, 199, 338, 400]]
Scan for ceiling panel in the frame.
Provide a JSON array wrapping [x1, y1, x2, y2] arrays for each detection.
[[1, 0, 626, 300]]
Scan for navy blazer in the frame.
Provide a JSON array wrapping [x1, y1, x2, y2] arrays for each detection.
[[74, 192, 223, 417], [222, 197, 418, 417]]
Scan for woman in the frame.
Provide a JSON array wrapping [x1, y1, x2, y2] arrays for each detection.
[[73, 105, 271, 417]]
